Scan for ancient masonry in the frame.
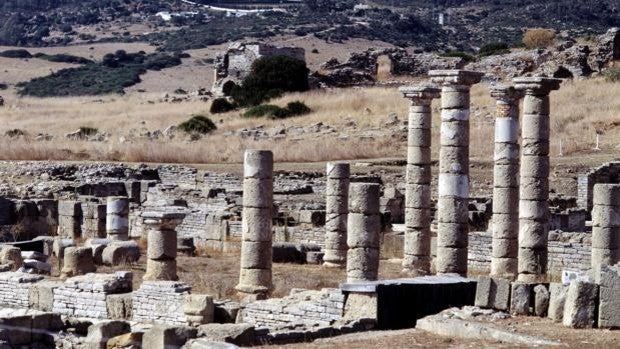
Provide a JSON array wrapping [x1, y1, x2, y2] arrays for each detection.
[[236, 150, 274, 296], [489, 85, 523, 279], [346, 183, 381, 282], [399, 85, 440, 275], [430, 70, 483, 276], [143, 211, 185, 281], [514, 77, 561, 283], [323, 162, 350, 267], [106, 196, 129, 241], [591, 184, 620, 268]]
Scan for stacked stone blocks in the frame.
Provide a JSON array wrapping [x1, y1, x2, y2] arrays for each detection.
[[323, 163, 350, 267], [346, 183, 381, 282], [58, 200, 82, 239], [106, 197, 129, 241], [591, 184, 620, 268], [143, 211, 185, 281]]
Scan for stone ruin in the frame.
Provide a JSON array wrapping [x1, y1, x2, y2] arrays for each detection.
[[212, 42, 306, 96], [0, 71, 616, 347]]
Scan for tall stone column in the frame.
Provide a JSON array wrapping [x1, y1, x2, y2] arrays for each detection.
[[490, 85, 523, 280], [236, 150, 274, 297], [346, 183, 381, 282], [591, 184, 620, 268], [429, 70, 483, 276], [143, 211, 185, 281], [106, 197, 129, 241], [514, 77, 561, 283], [323, 162, 350, 267], [399, 85, 440, 275]]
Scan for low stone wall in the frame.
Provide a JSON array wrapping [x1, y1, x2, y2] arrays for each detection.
[[0, 272, 43, 308], [577, 161, 620, 211], [241, 288, 344, 329], [132, 281, 190, 325]]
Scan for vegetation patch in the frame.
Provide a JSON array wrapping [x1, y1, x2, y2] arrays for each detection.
[[33, 53, 93, 64], [244, 101, 311, 119], [5, 129, 25, 138], [478, 42, 510, 57], [604, 68, 620, 83], [178, 115, 217, 134], [0, 49, 32, 58], [78, 126, 98, 136], [523, 28, 555, 49], [210, 98, 235, 114], [17, 50, 182, 97], [441, 51, 475, 62]]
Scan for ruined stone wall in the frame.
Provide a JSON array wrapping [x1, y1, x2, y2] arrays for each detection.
[[132, 281, 189, 325], [158, 166, 198, 189], [577, 162, 620, 212], [241, 288, 344, 328], [0, 272, 42, 308], [469, 230, 592, 272]]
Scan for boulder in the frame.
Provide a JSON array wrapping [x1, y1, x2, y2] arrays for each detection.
[[84, 320, 131, 349], [533, 284, 550, 317], [562, 280, 598, 328], [196, 323, 254, 346], [548, 283, 568, 322], [184, 294, 214, 326], [102, 241, 140, 266], [142, 325, 197, 349], [0, 246, 23, 270]]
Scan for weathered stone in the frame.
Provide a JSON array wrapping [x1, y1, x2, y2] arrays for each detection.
[[533, 284, 550, 317], [0, 246, 23, 270], [597, 265, 620, 328], [197, 323, 254, 346], [84, 320, 131, 349], [475, 276, 511, 311], [107, 332, 143, 349], [101, 242, 140, 266], [144, 259, 178, 281], [562, 280, 598, 328], [106, 293, 133, 320], [61, 246, 96, 277], [142, 325, 197, 349], [510, 282, 532, 315], [548, 283, 568, 322], [184, 294, 215, 325]]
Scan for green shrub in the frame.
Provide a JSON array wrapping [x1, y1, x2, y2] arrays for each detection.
[[0, 49, 32, 58], [33, 53, 93, 64], [244, 104, 283, 118], [441, 51, 475, 62], [210, 98, 235, 114], [178, 115, 217, 134], [231, 56, 309, 107], [0, 83, 7, 90], [478, 42, 510, 57], [604, 68, 620, 82], [5, 129, 25, 137], [284, 101, 311, 116], [79, 126, 98, 136]]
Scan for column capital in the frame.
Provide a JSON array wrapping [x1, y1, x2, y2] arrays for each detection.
[[399, 84, 441, 101], [513, 76, 561, 95], [429, 70, 484, 86], [141, 211, 186, 229], [490, 84, 524, 102]]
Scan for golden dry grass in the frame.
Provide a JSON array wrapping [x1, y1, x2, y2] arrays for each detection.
[[0, 78, 617, 164]]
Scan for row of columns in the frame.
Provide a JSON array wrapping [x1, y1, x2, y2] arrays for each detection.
[[401, 71, 562, 281]]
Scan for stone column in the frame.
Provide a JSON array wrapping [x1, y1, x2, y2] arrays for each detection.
[[106, 197, 129, 241], [399, 85, 440, 275], [346, 183, 381, 283], [490, 85, 523, 279], [236, 150, 274, 297], [143, 211, 185, 281], [429, 70, 483, 276], [591, 184, 620, 268], [323, 162, 350, 267], [514, 77, 561, 283]]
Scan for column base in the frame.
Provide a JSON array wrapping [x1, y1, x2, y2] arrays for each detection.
[[517, 273, 548, 283]]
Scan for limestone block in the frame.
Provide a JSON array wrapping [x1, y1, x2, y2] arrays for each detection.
[[298, 210, 326, 226], [493, 164, 519, 188], [0, 246, 23, 270], [57, 215, 81, 238], [326, 162, 350, 179], [510, 282, 532, 315], [106, 293, 133, 320], [438, 173, 469, 199], [494, 143, 519, 164], [404, 184, 431, 208], [53, 238, 75, 259], [325, 179, 349, 198], [403, 228, 431, 255], [84, 320, 131, 349], [29, 280, 62, 312], [61, 247, 96, 277], [591, 248, 620, 268], [326, 197, 347, 215], [491, 238, 517, 258], [101, 242, 140, 266], [520, 156, 550, 179], [521, 140, 550, 156], [405, 207, 431, 228], [548, 283, 568, 322], [142, 325, 197, 349], [435, 246, 467, 274], [436, 223, 468, 248], [346, 247, 379, 282], [241, 208, 272, 242], [517, 247, 548, 277], [591, 227, 620, 249], [58, 200, 81, 217], [242, 178, 273, 208], [562, 280, 598, 328], [348, 183, 381, 214], [592, 205, 620, 227], [520, 176, 549, 201], [144, 259, 178, 281], [407, 127, 431, 147], [325, 213, 347, 232], [490, 257, 517, 279], [440, 120, 469, 147], [491, 214, 518, 240], [148, 229, 177, 260], [305, 251, 324, 264], [593, 184, 620, 207], [184, 294, 215, 325], [107, 332, 143, 349], [521, 114, 550, 140], [533, 284, 549, 317], [519, 201, 549, 222], [521, 94, 550, 115], [437, 197, 469, 223], [347, 213, 381, 248], [239, 241, 272, 269], [196, 323, 254, 347], [597, 265, 620, 328], [106, 197, 129, 215], [518, 221, 548, 249], [475, 276, 511, 311], [492, 188, 519, 214]]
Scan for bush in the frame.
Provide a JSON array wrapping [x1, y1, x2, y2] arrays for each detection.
[[5, 129, 25, 137], [230, 56, 310, 107], [210, 98, 235, 114], [522, 28, 555, 49], [0, 83, 7, 90], [79, 126, 98, 136], [178, 115, 217, 134], [33, 53, 93, 64], [604, 68, 620, 82], [478, 42, 510, 57], [244, 101, 311, 119], [0, 49, 32, 58]]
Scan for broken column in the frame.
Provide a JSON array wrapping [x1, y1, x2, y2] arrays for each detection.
[[591, 184, 620, 268], [236, 150, 274, 297], [143, 211, 185, 281], [346, 183, 381, 283], [106, 197, 129, 241], [399, 84, 440, 275], [490, 85, 523, 280], [323, 162, 350, 268], [429, 70, 483, 276], [514, 77, 561, 283]]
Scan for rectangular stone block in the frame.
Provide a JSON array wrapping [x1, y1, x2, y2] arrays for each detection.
[[562, 280, 598, 328], [597, 265, 620, 328], [510, 282, 532, 315], [58, 201, 81, 217], [475, 276, 511, 311], [548, 283, 568, 322]]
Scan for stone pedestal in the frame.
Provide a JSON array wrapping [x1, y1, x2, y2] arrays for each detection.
[[106, 197, 129, 241], [346, 183, 381, 282], [430, 70, 483, 276], [323, 162, 350, 267], [490, 85, 523, 280], [236, 150, 274, 296], [399, 85, 440, 275], [143, 212, 185, 281], [514, 77, 561, 283], [591, 184, 620, 268]]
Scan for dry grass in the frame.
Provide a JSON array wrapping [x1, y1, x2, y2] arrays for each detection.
[[0, 78, 617, 164]]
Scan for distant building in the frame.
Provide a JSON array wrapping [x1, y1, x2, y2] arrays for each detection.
[[212, 42, 306, 96]]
